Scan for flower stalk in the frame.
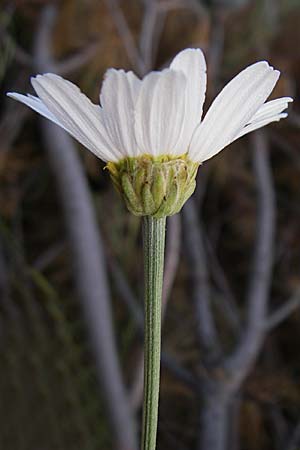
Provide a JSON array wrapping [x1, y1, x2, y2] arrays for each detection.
[[142, 216, 166, 450]]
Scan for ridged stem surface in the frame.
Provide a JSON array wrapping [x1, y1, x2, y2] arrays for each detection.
[[142, 216, 166, 450]]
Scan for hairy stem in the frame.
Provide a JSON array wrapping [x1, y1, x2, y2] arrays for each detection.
[[142, 216, 166, 450]]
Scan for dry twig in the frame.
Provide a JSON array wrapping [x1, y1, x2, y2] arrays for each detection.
[[265, 288, 300, 331], [183, 199, 221, 363], [104, 0, 145, 75], [225, 131, 276, 381]]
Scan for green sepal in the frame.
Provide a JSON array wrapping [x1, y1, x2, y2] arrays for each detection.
[[142, 182, 156, 215], [151, 170, 166, 210], [121, 172, 143, 214]]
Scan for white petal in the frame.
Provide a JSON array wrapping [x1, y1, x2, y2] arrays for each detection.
[[247, 97, 292, 123], [189, 61, 280, 162], [232, 96, 292, 141], [7, 93, 67, 129], [8, 91, 111, 161], [100, 69, 141, 157], [31, 73, 120, 162], [170, 48, 207, 148], [234, 113, 288, 140], [134, 68, 187, 156]]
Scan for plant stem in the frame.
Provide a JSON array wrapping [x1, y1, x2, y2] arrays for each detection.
[[142, 216, 166, 450]]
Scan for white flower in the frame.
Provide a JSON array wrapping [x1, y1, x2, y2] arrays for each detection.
[[7, 48, 292, 164]]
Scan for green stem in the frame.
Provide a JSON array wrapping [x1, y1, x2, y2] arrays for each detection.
[[142, 216, 166, 450]]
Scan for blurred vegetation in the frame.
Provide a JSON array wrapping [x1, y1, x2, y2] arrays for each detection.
[[1, 1, 300, 449]]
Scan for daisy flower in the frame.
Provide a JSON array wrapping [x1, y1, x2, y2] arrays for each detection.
[[7, 48, 292, 217]]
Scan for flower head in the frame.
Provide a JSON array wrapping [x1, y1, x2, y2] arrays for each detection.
[[7, 48, 292, 217]]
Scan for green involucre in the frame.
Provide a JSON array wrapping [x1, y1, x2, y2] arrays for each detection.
[[106, 154, 199, 218]]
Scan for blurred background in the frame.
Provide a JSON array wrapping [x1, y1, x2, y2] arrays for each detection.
[[1, 0, 300, 449]]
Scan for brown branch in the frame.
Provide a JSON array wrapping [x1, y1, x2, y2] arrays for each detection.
[[2, 31, 32, 66], [0, 101, 31, 153], [56, 41, 100, 75], [264, 288, 300, 331], [225, 131, 275, 380], [33, 241, 66, 272], [107, 254, 144, 328], [205, 234, 241, 332], [183, 198, 221, 363], [32, 5, 138, 450], [158, 0, 207, 15], [139, 0, 166, 73], [2, 29, 99, 75], [207, 8, 226, 99], [103, 0, 145, 75]]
